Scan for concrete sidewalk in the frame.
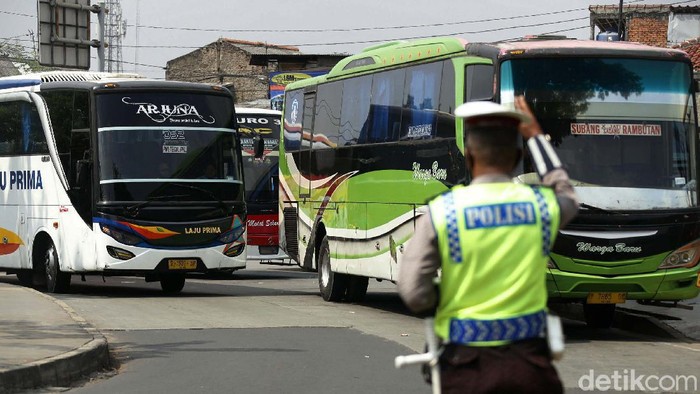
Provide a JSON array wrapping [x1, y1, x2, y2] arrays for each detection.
[[0, 282, 109, 393]]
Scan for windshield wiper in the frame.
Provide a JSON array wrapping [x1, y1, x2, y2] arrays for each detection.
[[126, 194, 190, 216], [169, 182, 230, 213], [579, 202, 623, 215]]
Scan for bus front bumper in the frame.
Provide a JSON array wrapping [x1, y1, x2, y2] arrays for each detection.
[[546, 267, 700, 302], [99, 243, 247, 272]]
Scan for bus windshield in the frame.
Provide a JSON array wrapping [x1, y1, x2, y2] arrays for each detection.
[[501, 57, 697, 210], [238, 113, 280, 203], [95, 92, 242, 203]]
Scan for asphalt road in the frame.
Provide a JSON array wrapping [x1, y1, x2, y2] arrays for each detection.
[[10, 261, 700, 393]]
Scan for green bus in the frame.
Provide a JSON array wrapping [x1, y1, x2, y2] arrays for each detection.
[[278, 36, 700, 327]]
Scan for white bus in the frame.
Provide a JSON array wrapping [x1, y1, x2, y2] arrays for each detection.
[[0, 71, 248, 293]]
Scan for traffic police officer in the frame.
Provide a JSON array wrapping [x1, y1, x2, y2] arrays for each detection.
[[398, 96, 579, 393]]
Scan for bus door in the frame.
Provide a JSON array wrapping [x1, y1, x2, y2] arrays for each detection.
[[0, 94, 26, 270], [297, 92, 318, 269], [0, 91, 67, 270], [299, 92, 316, 198], [39, 89, 96, 272]]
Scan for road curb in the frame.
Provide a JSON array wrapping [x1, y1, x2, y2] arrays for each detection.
[[0, 287, 110, 393]]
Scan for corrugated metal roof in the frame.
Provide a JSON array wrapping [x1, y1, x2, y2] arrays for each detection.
[[221, 39, 300, 56], [589, 4, 700, 15], [672, 37, 700, 70]]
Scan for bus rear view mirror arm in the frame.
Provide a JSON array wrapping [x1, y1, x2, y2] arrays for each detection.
[[253, 135, 265, 159]]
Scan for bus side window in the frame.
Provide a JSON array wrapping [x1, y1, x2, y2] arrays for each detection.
[[465, 63, 495, 102], [400, 62, 442, 141], [42, 91, 74, 182], [366, 68, 404, 144], [25, 103, 48, 154], [315, 81, 343, 146], [0, 100, 47, 155], [340, 75, 371, 144], [437, 60, 456, 139], [70, 91, 91, 177], [283, 89, 303, 152], [0, 102, 19, 154]]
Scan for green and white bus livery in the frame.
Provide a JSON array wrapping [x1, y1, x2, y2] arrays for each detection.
[[279, 36, 700, 326]]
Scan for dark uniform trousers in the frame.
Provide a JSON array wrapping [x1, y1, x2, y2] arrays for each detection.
[[438, 338, 563, 394]]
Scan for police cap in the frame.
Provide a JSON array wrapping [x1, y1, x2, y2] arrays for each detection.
[[454, 101, 528, 128]]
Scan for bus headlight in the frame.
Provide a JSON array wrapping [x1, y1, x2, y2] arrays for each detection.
[[218, 226, 245, 244], [659, 239, 700, 269], [100, 224, 143, 246], [106, 246, 135, 260], [223, 243, 245, 257]]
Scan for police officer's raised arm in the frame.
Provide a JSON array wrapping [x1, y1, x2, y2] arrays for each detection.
[[515, 96, 579, 228]]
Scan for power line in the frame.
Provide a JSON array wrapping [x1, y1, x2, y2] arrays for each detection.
[[117, 16, 591, 50], [90, 56, 165, 69], [120, 0, 694, 34], [1, 37, 33, 43], [0, 10, 33, 17], [0, 34, 31, 41], [3, 0, 696, 71], [280, 16, 592, 47], [131, 7, 589, 34]]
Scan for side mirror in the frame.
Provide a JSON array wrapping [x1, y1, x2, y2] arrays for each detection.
[[253, 135, 265, 159], [75, 159, 92, 189]]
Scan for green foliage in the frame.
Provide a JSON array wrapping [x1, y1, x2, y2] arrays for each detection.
[[0, 39, 49, 73]]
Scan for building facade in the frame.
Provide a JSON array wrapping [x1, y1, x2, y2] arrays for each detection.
[[589, 4, 700, 69], [166, 39, 345, 107]]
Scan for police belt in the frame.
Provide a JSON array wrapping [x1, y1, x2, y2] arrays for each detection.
[[448, 311, 546, 344]]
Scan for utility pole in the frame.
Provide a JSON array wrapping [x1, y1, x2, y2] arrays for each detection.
[[134, 0, 140, 74], [618, 0, 624, 41]]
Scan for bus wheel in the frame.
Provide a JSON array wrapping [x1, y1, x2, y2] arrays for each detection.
[[160, 274, 186, 294], [345, 276, 368, 303], [44, 241, 71, 293], [318, 236, 348, 302], [583, 304, 616, 329], [16, 270, 34, 287]]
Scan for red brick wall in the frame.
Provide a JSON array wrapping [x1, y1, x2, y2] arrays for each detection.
[[627, 15, 668, 47]]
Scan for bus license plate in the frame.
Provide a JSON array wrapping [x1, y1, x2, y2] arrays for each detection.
[[167, 259, 197, 270], [587, 292, 627, 304]]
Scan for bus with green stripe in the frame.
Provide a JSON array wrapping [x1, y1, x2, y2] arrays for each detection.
[[278, 35, 700, 327]]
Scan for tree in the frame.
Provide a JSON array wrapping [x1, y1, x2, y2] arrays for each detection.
[[0, 35, 49, 73]]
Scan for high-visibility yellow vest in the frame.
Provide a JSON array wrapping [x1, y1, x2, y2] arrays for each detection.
[[429, 182, 560, 345]]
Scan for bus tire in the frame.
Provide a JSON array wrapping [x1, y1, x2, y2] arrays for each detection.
[[583, 303, 616, 329], [345, 275, 368, 303], [160, 274, 186, 294], [16, 270, 34, 287], [44, 241, 71, 293], [318, 236, 348, 302]]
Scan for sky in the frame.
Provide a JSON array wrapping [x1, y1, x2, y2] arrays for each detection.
[[1, 0, 698, 80]]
